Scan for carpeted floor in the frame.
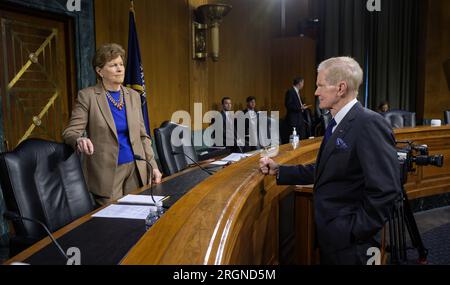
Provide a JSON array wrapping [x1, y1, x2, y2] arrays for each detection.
[[397, 206, 450, 265], [420, 222, 450, 264]]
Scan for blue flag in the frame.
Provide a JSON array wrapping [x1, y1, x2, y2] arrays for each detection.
[[124, 6, 151, 137]]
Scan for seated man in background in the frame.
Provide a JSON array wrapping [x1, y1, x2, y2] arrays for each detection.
[[377, 101, 390, 113], [241, 96, 259, 152], [212, 97, 236, 150]]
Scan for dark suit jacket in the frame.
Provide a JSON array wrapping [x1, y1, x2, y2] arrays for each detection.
[[277, 102, 401, 254], [285, 87, 305, 138], [211, 110, 236, 148], [241, 108, 259, 151]]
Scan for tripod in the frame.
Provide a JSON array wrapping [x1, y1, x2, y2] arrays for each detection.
[[388, 162, 428, 264]]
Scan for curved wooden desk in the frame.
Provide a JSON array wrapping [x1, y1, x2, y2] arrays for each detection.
[[121, 138, 321, 265], [395, 126, 450, 199], [121, 125, 450, 265], [6, 126, 450, 265]]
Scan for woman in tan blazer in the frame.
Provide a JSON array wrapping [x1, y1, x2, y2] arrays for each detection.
[[63, 43, 162, 205]]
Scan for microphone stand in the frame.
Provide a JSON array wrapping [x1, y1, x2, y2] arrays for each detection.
[[133, 154, 157, 203], [4, 211, 68, 262], [233, 133, 244, 154], [172, 151, 213, 175]]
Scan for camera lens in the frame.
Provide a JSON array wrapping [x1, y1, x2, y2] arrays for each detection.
[[414, 155, 444, 167], [429, 155, 444, 167]]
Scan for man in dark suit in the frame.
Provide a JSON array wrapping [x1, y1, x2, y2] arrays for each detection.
[[212, 97, 237, 150], [285, 77, 307, 139], [260, 57, 401, 265], [241, 96, 259, 152]]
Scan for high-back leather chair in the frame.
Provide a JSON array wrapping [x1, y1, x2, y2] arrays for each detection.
[[313, 97, 332, 137], [303, 109, 312, 138], [0, 139, 95, 244], [381, 110, 416, 128], [313, 109, 332, 137], [258, 113, 280, 148], [154, 121, 198, 176], [279, 117, 290, 144], [444, 110, 450, 125]]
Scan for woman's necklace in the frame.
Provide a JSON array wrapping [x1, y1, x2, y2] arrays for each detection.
[[104, 85, 124, 110]]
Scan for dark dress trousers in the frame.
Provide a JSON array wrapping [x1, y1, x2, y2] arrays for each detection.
[[285, 87, 305, 139], [277, 102, 401, 264]]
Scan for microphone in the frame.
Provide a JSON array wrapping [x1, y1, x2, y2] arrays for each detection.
[[133, 154, 157, 204], [171, 151, 214, 175], [233, 135, 244, 154], [3, 211, 69, 262]]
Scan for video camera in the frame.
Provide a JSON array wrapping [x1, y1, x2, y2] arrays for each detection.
[[396, 140, 444, 184], [390, 140, 444, 264]]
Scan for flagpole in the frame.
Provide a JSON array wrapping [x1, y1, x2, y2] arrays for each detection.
[[125, 0, 152, 137], [130, 0, 135, 14]]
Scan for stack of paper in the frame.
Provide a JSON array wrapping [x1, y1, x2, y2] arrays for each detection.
[[92, 204, 156, 220], [210, 152, 254, 165], [210, 160, 229, 166], [222, 153, 253, 162], [117, 194, 165, 205]]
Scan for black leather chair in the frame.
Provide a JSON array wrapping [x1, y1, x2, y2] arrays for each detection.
[[314, 109, 332, 137], [303, 109, 313, 138], [381, 110, 416, 128], [154, 121, 199, 176], [279, 117, 290, 144], [444, 110, 450, 125], [258, 113, 280, 148], [312, 97, 333, 137], [0, 139, 95, 249]]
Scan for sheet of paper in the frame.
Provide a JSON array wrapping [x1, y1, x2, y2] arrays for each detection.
[[117, 194, 165, 205], [210, 160, 229, 166], [222, 153, 252, 162], [92, 204, 156, 220]]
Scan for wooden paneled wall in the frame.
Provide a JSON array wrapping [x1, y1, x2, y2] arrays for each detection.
[[95, 0, 190, 132], [94, 0, 450, 131], [207, 0, 275, 112], [424, 0, 450, 120], [95, 0, 313, 131], [271, 37, 316, 119]]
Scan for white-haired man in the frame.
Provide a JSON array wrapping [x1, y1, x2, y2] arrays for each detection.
[[260, 57, 401, 265]]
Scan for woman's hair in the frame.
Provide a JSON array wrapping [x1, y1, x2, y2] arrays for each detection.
[[92, 43, 126, 80]]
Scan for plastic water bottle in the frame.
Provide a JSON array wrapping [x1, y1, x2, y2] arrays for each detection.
[[145, 206, 165, 230], [289, 127, 300, 148]]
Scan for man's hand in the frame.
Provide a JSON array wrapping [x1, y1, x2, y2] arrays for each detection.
[[259, 157, 279, 176], [76, 137, 94, 155], [152, 168, 162, 184]]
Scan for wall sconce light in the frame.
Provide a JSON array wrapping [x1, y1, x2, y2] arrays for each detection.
[[192, 3, 232, 61]]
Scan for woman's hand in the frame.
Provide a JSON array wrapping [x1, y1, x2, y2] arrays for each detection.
[[76, 137, 94, 155], [152, 168, 162, 184]]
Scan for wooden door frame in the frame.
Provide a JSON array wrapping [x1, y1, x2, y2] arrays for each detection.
[[0, 2, 77, 151]]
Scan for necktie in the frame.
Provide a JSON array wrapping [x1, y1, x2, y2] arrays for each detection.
[[297, 91, 303, 106], [323, 118, 337, 146]]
